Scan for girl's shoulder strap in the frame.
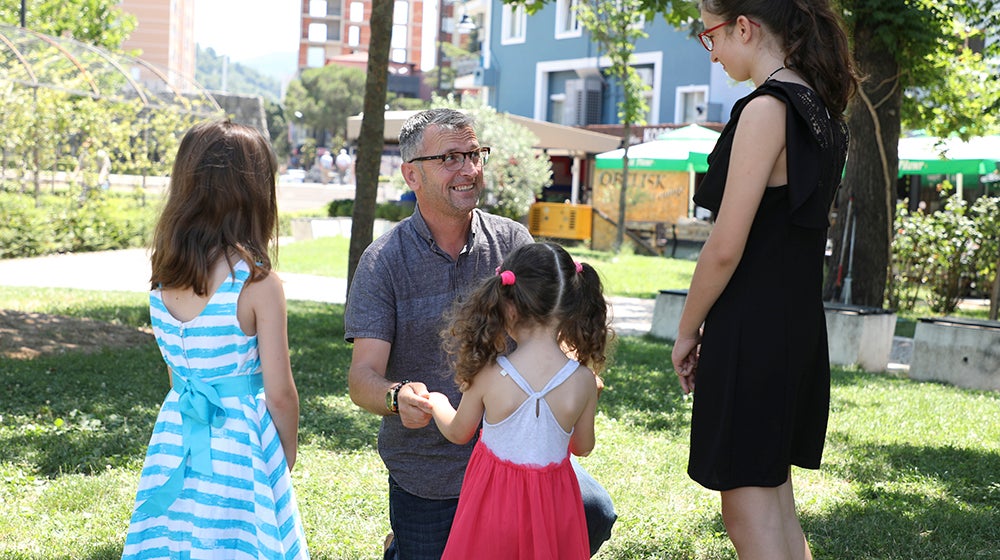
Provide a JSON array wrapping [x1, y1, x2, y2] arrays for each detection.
[[496, 356, 534, 396], [496, 356, 581, 397], [538, 359, 581, 396]]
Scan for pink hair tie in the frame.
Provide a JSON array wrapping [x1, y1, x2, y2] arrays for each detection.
[[574, 261, 584, 274], [499, 270, 516, 286]]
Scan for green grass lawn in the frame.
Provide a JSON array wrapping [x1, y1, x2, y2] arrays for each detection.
[[274, 236, 697, 300], [1, 281, 998, 559]]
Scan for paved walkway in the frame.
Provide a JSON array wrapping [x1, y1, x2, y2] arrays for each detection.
[[0, 248, 655, 336]]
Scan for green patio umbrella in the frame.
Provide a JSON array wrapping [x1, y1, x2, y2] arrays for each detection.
[[898, 134, 1000, 177], [594, 124, 720, 172]]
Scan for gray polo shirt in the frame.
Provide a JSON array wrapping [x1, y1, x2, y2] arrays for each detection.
[[344, 206, 533, 499]]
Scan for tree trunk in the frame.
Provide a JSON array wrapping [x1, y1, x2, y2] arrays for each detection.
[[347, 0, 394, 298], [823, 23, 902, 308]]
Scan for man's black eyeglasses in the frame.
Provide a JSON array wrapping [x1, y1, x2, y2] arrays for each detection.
[[408, 147, 491, 171]]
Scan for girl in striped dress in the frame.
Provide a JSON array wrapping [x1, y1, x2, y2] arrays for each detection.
[[123, 120, 309, 559]]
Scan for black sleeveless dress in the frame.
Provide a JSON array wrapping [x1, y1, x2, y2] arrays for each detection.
[[687, 81, 849, 491]]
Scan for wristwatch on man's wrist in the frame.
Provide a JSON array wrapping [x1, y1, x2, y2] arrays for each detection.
[[385, 380, 410, 414]]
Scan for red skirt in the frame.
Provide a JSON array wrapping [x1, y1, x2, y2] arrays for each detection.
[[442, 440, 589, 560]]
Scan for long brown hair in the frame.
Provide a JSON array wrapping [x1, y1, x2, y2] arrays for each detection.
[[149, 120, 279, 294], [701, 0, 859, 115]]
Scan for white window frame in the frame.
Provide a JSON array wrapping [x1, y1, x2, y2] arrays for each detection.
[[308, 23, 328, 42], [674, 85, 710, 123], [309, 0, 328, 18], [393, 0, 409, 25], [391, 24, 408, 49], [307, 46, 325, 68], [350, 2, 365, 22], [535, 51, 662, 123], [555, 0, 582, 39], [549, 92, 567, 125], [501, 4, 527, 45]]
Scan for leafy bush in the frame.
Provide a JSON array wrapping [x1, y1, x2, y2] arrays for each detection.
[[327, 199, 354, 217], [0, 190, 156, 259], [968, 195, 1000, 299], [327, 199, 413, 222], [889, 191, 998, 314]]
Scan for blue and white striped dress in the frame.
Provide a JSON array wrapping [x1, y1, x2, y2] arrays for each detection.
[[123, 260, 308, 559]]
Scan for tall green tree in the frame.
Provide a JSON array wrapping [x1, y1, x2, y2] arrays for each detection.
[[0, 0, 135, 50], [833, 0, 1000, 307], [348, 0, 394, 295], [285, 63, 366, 150], [576, 0, 653, 251]]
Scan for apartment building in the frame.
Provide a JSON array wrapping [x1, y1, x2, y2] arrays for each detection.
[[119, 0, 197, 87], [299, 0, 444, 97]]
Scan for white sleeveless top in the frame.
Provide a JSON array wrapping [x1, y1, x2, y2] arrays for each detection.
[[479, 356, 581, 467]]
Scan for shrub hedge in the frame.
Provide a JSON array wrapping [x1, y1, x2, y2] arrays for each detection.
[[0, 189, 157, 259]]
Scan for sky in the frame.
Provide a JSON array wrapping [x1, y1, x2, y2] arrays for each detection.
[[194, 0, 441, 70], [194, 0, 300, 62]]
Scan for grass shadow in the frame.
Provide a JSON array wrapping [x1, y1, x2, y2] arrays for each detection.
[[0, 301, 384, 477], [808, 437, 1000, 558], [599, 335, 691, 435]]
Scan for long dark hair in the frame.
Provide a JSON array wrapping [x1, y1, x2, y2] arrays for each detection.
[[442, 242, 613, 391], [150, 120, 279, 294], [701, 0, 859, 115]]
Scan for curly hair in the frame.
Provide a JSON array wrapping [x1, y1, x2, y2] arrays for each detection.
[[441, 242, 614, 391]]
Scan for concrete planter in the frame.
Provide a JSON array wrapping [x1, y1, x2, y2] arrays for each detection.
[[649, 289, 688, 341], [651, 293, 897, 373], [823, 303, 896, 372], [910, 317, 1000, 391], [291, 217, 395, 241]]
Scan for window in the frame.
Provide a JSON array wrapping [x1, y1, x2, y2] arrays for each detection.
[[308, 23, 327, 42], [676, 86, 709, 123], [309, 0, 327, 17], [391, 24, 408, 49], [549, 92, 567, 125], [501, 4, 527, 44], [636, 66, 655, 122], [327, 23, 341, 42], [555, 0, 581, 38], [393, 1, 409, 24], [350, 2, 364, 22], [348, 25, 361, 47], [391, 49, 407, 63], [307, 46, 325, 68]]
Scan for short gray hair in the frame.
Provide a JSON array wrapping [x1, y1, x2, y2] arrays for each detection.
[[398, 108, 476, 163]]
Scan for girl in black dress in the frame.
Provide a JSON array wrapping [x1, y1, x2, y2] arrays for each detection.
[[671, 1, 858, 558]]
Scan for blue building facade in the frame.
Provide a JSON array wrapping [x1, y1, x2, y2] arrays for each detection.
[[477, 0, 753, 129]]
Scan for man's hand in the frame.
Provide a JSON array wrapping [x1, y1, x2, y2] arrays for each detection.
[[397, 381, 432, 428]]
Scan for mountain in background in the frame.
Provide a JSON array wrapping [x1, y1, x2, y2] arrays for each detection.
[[196, 45, 297, 102]]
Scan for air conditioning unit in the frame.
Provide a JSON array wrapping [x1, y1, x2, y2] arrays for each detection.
[[563, 78, 603, 126], [528, 202, 593, 240]]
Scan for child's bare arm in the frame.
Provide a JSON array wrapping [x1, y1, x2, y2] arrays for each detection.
[[251, 273, 300, 470], [427, 386, 484, 445], [569, 372, 599, 457]]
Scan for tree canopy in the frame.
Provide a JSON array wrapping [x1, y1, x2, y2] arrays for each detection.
[[0, 0, 136, 50], [284, 64, 367, 151]]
